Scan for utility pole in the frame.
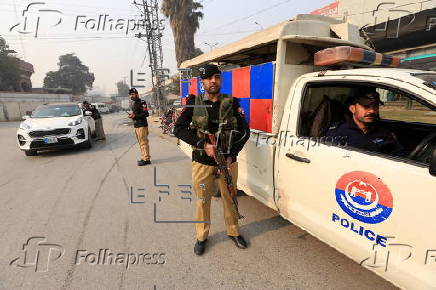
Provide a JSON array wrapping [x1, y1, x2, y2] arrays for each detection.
[[134, 0, 169, 114]]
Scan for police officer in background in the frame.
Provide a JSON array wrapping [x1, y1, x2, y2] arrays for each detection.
[[174, 64, 250, 256], [82, 101, 106, 141], [128, 88, 151, 166], [326, 90, 405, 156]]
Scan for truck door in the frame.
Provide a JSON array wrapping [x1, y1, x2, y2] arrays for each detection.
[[276, 74, 436, 289]]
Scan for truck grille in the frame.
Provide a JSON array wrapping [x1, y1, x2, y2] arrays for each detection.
[[29, 128, 71, 137]]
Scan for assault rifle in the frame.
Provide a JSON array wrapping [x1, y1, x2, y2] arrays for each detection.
[[208, 134, 244, 219]]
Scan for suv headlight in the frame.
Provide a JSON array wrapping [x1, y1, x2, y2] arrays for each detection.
[[19, 122, 31, 130], [68, 117, 83, 126]]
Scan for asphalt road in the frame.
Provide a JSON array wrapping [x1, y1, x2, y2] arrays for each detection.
[[0, 113, 397, 290]]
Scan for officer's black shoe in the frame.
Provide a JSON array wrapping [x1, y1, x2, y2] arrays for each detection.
[[137, 160, 147, 166], [228, 235, 247, 249], [194, 239, 207, 256], [144, 160, 151, 165]]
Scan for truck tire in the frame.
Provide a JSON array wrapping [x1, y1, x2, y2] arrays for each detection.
[[24, 150, 37, 156]]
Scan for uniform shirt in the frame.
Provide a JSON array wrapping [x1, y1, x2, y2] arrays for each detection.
[[83, 105, 101, 120], [174, 94, 250, 166], [325, 118, 406, 156], [131, 98, 149, 128]]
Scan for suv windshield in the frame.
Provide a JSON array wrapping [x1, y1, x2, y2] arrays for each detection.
[[31, 105, 82, 118]]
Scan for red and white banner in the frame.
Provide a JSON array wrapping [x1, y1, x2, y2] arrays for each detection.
[[310, 1, 339, 17]]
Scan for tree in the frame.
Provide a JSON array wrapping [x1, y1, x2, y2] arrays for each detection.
[[165, 47, 204, 96], [193, 47, 204, 58], [166, 73, 180, 96], [116, 81, 130, 98], [0, 37, 20, 91], [161, 0, 204, 67], [43, 53, 95, 94]]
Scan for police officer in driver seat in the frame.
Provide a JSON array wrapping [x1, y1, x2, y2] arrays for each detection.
[[326, 90, 405, 156]]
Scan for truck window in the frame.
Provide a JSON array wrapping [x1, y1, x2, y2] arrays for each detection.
[[298, 82, 436, 165], [377, 89, 436, 125]]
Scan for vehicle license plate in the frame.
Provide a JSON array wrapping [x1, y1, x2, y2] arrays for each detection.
[[43, 137, 58, 144]]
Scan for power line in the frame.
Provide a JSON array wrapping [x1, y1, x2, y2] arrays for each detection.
[[206, 0, 293, 31], [198, 29, 258, 36], [1, 35, 135, 40], [345, 0, 433, 17], [2, 32, 142, 38], [1, 29, 255, 41], [0, 6, 142, 18], [0, 2, 140, 13]]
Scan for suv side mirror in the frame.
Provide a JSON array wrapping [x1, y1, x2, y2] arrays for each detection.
[[84, 111, 92, 116], [430, 148, 436, 177]]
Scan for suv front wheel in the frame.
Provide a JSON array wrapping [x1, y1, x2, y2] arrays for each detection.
[[24, 150, 37, 156], [81, 128, 93, 149]]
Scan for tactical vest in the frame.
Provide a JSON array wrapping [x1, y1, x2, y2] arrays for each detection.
[[192, 94, 237, 134]]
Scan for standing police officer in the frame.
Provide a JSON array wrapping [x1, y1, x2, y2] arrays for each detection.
[[82, 101, 106, 141], [128, 88, 151, 166], [174, 64, 250, 256]]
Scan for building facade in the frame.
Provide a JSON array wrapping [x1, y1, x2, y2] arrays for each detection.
[[311, 0, 436, 70], [17, 60, 34, 92]]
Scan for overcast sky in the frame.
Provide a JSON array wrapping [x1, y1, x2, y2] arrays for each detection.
[[0, 0, 333, 95]]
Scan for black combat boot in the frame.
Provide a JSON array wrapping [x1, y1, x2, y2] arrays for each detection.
[[194, 239, 207, 256], [228, 235, 247, 249]]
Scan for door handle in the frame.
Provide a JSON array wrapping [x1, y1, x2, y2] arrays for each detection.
[[286, 153, 311, 163]]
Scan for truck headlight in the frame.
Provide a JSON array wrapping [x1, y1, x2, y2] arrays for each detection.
[[19, 122, 31, 130], [68, 117, 83, 126]]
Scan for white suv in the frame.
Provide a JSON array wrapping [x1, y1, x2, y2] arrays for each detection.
[[17, 103, 96, 156]]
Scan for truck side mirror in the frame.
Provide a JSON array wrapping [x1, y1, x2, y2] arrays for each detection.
[[430, 148, 436, 177]]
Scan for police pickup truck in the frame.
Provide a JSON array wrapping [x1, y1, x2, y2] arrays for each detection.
[[178, 14, 436, 289]]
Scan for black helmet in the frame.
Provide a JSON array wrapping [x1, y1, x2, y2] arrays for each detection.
[[129, 88, 138, 95]]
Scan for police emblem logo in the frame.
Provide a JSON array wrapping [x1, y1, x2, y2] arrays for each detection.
[[335, 171, 393, 224]]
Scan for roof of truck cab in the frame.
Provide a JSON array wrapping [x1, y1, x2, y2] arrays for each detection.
[[181, 14, 371, 68], [302, 68, 436, 99], [311, 68, 436, 79]]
